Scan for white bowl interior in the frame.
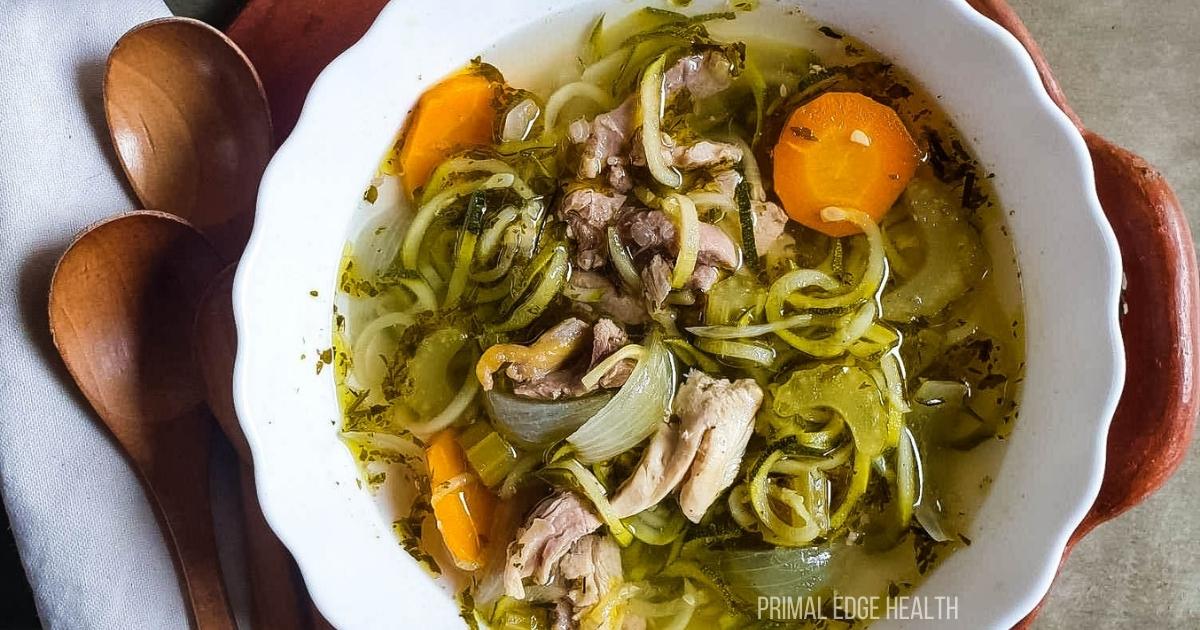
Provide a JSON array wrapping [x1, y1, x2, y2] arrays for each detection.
[[233, 1, 1124, 628]]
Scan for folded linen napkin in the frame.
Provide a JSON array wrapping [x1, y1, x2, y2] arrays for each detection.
[[0, 2, 248, 627]]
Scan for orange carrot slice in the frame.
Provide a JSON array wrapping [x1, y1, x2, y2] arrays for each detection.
[[426, 430, 496, 571], [399, 72, 499, 197], [773, 92, 919, 237]]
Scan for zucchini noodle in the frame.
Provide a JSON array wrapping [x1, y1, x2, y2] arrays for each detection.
[[420, 157, 516, 204], [339, 430, 426, 468], [443, 191, 486, 309], [550, 459, 634, 546], [402, 173, 514, 269], [828, 448, 873, 531], [685, 313, 814, 340], [475, 206, 520, 260], [487, 245, 569, 333], [544, 81, 615, 130], [608, 226, 643, 290], [406, 371, 480, 437], [471, 247, 517, 283], [418, 261, 444, 293], [694, 338, 774, 367], [350, 310, 420, 385], [639, 54, 682, 188], [665, 193, 699, 288], [747, 450, 820, 545]]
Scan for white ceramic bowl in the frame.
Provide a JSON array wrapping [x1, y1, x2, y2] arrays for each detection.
[[233, 1, 1125, 627]]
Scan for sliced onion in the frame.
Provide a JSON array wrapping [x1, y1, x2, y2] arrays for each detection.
[[483, 389, 614, 449], [706, 545, 833, 605], [567, 334, 675, 463], [639, 54, 681, 188]]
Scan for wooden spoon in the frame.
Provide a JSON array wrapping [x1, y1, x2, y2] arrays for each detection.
[[48, 211, 234, 630], [194, 265, 314, 629], [104, 17, 272, 261]]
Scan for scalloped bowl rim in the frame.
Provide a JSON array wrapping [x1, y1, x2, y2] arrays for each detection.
[[232, 1, 1125, 628]]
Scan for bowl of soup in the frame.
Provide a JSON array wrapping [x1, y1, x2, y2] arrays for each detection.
[[233, 1, 1124, 628]]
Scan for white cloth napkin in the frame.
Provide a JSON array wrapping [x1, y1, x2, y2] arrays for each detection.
[[0, 2, 249, 628]]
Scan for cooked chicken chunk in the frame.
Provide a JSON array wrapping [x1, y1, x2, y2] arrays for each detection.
[[558, 534, 623, 613], [589, 318, 634, 389], [708, 169, 788, 253], [641, 255, 674, 309], [609, 370, 763, 522], [504, 492, 602, 599], [572, 51, 735, 183], [631, 135, 743, 172], [558, 188, 628, 270], [569, 270, 650, 325], [576, 99, 636, 180], [513, 370, 585, 400], [663, 50, 737, 99], [623, 209, 739, 269]]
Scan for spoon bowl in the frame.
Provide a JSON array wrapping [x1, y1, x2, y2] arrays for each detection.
[[105, 18, 272, 260], [49, 211, 234, 630]]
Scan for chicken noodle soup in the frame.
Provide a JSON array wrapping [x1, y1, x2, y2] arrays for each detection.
[[333, 6, 1024, 628]]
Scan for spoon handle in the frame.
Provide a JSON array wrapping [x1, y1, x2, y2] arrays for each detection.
[[143, 405, 237, 630]]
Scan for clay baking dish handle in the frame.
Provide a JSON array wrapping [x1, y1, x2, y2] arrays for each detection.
[[968, 0, 1200, 625]]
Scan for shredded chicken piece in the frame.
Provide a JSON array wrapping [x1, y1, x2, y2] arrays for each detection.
[[513, 370, 586, 400], [753, 200, 788, 253], [663, 51, 737, 100], [609, 370, 763, 522], [477, 318, 590, 390], [569, 270, 650, 325], [623, 210, 738, 269], [558, 534, 623, 613], [558, 188, 628, 270], [641, 255, 673, 309], [630, 134, 743, 172], [588, 318, 634, 389], [708, 169, 788, 253], [572, 51, 735, 183], [576, 99, 636, 180], [504, 492, 603, 599]]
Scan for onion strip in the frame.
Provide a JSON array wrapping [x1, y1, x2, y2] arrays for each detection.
[[567, 334, 675, 462]]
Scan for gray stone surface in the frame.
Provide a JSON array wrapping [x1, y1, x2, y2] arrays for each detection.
[[1007, 1, 1200, 627]]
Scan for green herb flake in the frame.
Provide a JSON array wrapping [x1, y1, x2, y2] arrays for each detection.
[[363, 185, 379, 204], [818, 26, 844, 39]]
